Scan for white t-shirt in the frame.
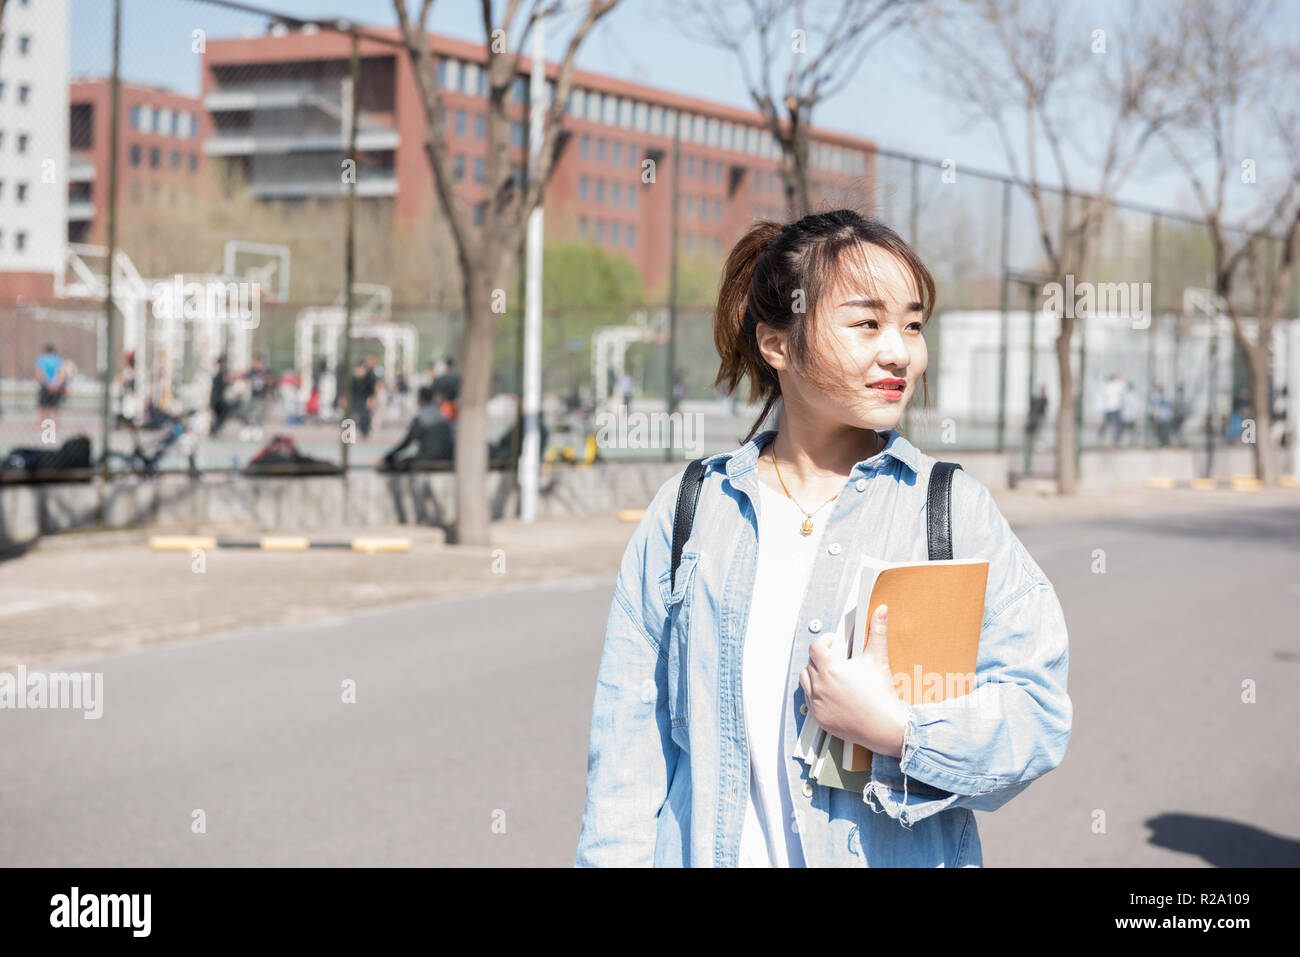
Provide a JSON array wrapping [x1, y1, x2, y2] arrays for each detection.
[[738, 477, 829, 867]]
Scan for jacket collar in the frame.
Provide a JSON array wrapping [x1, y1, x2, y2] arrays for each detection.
[[703, 426, 921, 483]]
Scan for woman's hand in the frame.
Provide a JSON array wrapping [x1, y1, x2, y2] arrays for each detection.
[[799, 604, 908, 758]]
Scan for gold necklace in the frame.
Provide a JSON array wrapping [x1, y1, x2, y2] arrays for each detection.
[[770, 444, 839, 535]]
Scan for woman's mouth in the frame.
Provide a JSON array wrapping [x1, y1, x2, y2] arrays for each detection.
[[868, 379, 906, 401]]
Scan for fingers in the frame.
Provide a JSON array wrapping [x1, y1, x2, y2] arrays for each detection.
[[864, 604, 888, 661], [799, 666, 810, 699], [806, 632, 835, 671]]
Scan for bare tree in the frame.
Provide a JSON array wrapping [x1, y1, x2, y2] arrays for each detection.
[[392, 0, 618, 546], [670, 0, 915, 219], [913, 0, 1187, 494], [1153, 0, 1299, 485]]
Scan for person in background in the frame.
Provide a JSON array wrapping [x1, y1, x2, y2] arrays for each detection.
[[1027, 385, 1048, 453], [1149, 384, 1173, 447], [1098, 373, 1124, 445], [1119, 377, 1141, 445], [209, 356, 232, 437], [383, 384, 454, 468], [35, 343, 70, 429], [245, 353, 273, 432], [349, 360, 374, 440]]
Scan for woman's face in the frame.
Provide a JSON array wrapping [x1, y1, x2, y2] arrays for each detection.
[[759, 242, 928, 432]]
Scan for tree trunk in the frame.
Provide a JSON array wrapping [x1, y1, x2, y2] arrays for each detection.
[[1246, 343, 1278, 484], [1054, 315, 1078, 494], [453, 271, 502, 546]]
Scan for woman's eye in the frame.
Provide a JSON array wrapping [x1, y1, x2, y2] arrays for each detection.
[[907, 321, 923, 331]]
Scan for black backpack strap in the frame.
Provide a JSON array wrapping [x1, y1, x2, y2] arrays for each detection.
[[926, 461, 963, 561], [671, 458, 707, 592]]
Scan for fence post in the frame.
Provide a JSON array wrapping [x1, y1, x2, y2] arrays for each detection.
[[100, 0, 122, 480], [996, 179, 1011, 453]]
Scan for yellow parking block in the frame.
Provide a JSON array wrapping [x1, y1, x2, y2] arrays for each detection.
[[1280, 474, 1300, 487], [149, 535, 218, 551], [1230, 476, 1261, 491], [618, 509, 645, 523], [260, 536, 310, 551], [351, 538, 412, 554], [1189, 478, 1217, 490], [1144, 477, 1176, 489]]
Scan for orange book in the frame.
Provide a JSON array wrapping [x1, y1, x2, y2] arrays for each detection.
[[842, 555, 990, 773]]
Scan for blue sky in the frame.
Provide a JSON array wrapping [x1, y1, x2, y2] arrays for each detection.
[[68, 0, 1300, 223]]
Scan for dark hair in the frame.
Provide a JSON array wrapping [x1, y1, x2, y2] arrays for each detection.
[[44, 343, 57, 354], [713, 209, 936, 444], [418, 385, 436, 404]]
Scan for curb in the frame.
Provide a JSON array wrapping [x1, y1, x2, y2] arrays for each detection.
[[148, 536, 412, 553], [1143, 474, 1299, 491]]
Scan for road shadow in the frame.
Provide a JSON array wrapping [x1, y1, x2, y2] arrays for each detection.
[[1146, 812, 1300, 866]]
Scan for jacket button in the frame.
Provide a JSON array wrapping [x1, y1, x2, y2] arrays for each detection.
[[808, 619, 822, 633], [802, 781, 814, 797], [799, 703, 808, 715], [855, 479, 867, 491], [828, 542, 841, 555]]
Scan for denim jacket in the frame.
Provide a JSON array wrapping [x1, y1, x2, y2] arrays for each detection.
[[574, 427, 1072, 867]]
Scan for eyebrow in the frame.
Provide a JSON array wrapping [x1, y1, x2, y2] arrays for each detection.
[[839, 298, 924, 311]]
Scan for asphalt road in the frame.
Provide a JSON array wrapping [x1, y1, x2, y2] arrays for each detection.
[[1, 502, 1297, 867]]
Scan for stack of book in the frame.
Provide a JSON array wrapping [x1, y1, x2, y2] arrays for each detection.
[[792, 554, 990, 792]]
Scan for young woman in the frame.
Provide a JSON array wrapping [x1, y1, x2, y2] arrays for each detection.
[[575, 210, 1072, 867]]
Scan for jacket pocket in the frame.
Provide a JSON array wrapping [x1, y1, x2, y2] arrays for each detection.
[[657, 552, 697, 728]]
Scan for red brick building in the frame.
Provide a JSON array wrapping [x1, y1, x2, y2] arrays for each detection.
[[199, 24, 876, 294], [67, 79, 211, 245]]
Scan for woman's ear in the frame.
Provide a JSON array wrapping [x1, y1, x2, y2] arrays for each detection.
[[754, 321, 790, 372]]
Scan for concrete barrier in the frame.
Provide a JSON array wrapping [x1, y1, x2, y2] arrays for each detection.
[[0, 441, 1277, 548]]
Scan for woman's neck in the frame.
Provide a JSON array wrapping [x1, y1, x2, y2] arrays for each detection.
[[756, 423, 885, 501]]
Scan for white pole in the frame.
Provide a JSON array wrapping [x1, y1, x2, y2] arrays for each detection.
[[520, 14, 546, 522]]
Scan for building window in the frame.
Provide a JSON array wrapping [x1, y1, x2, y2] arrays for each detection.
[[569, 88, 586, 117], [686, 155, 695, 178], [149, 146, 160, 168], [578, 217, 588, 240], [684, 194, 693, 217], [595, 220, 604, 244], [586, 91, 601, 122], [18, 84, 30, 105], [0, 81, 5, 101], [454, 154, 465, 181], [152, 107, 163, 132], [715, 198, 722, 221], [604, 96, 618, 125], [715, 162, 723, 183], [475, 113, 485, 140], [170, 149, 180, 169], [580, 134, 589, 159], [455, 110, 466, 137], [613, 142, 622, 165], [463, 61, 479, 96], [595, 179, 605, 204], [130, 144, 142, 166], [611, 222, 621, 246], [579, 176, 588, 201], [474, 157, 485, 183], [627, 186, 636, 209], [700, 159, 709, 180], [752, 168, 761, 190], [629, 145, 637, 169], [17, 133, 28, 154], [15, 231, 27, 252], [611, 182, 621, 206], [473, 201, 486, 226], [627, 224, 636, 248], [649, 106, 663, 135], [510, 121, 524, 148], [19, 35, 31, 55], [634, 102, 648, 131], [16, 182, 27, 203], [597, 138, 605, 163]]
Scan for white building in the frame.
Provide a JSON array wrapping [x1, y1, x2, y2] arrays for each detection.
[[0, 0, 69, 301]]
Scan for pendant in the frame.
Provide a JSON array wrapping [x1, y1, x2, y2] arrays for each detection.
[[800, 516, 814, 535]]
